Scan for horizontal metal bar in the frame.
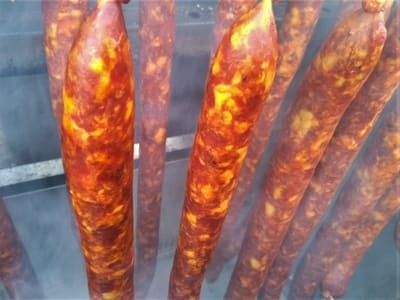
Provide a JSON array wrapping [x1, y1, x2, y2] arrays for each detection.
[[0, 133, 194, 187]]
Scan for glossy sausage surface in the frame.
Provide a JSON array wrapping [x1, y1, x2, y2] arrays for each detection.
[[321, 176, 400, 298], [42, 0, 88, 128], [210, 0, 257, 58], [168, 1, 278, 298], [136, 1, 175, 298], [0, 198, 43, 299], [206, 0, 324, 283], [261, 4, 399, 299], [226, 5, 386, 300], [61, 0, 135, 299], [289, 98, 400, 299]]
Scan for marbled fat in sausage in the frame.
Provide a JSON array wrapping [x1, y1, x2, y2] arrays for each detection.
[[61, 0, 135, 299], [0, 198, 43, 299], [135, 1, 175, 298], [321, 176, 400, 298], [206, 0, 324, 283], [226, 3, 387, 299], [168, 1, 278, 299], [336, 0, 393, 23], [260, 4, 400, 299], [289, 97, 400, 300], [42, 0, 88, 128], [210, 0, 257, 58]]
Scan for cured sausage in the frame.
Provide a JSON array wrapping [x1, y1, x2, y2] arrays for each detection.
[[206, 0, 324, 283], [337, 0, 393, 22], [321, 176, 400, 298], [210, 0, 257, 58], [168, 1, 278, 298], [135, 1, 175, 298], [289, 97, 400, 300], [260, 4, 400, 299], [0, 198, 43, 299], [42, 0, 88, 128], [226, 2, 387, 299], [61, 0, 135, 299]]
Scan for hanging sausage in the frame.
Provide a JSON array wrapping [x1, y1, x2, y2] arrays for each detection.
[[42, 0, 88, 128], [321, 176, 400, 298], [289, 97, 400, 299], [206, 0, 324, 283], [226, 1, 387, 298], [0, 198, 43, 299], [260, 3, 399, 299], [61, 0, 135, 298], [135, 1, 176, 298], [168, 0, 278, 298]]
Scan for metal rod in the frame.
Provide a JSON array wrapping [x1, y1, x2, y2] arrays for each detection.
[[0, 134, 194, 187]]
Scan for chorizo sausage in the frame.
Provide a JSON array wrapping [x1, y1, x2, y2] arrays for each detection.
[[260, 4, 400, 299], [336, 0, 393, 22], [210, 0, 257, 58], [42, 0, 88, 128], [226, 3, 387, 299], [61, 0, 135, 299], [135, 1, 175, 298], [0, 198, 43, 299], [168, 1, 278, 298], [206, 0, 324, 283], [321, 176, 400, 299], [289, 97, 400, 300]]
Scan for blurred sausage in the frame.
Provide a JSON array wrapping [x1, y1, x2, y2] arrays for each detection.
[[206, 0, 324, 283], [42, 0, 88, 128], [260, 4, 400, 299], [321, 176, 400, 298], [135, 1, 175, 298], [289, 97, 400, 299], [210, 0, 257, 58], [61, 0, 135, 298], [226, 3, 387, 299], [168, 1, 278, 298], [0, 198, 43, 299], [337, 0, 392, 22]]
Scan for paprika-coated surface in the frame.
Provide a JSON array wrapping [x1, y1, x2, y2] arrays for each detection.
[[0, 198, 43, 300], [168, 0, 278, 298], [321, 176, 400, 298], [210, 0, 257, 59], [289, 98, 400, 300], [337, 0, 393, 22], [42, 0, 88, 128], [260, 4, 400, 299], [136, 1, 175, 298], [226, 6, 387, 300], [206, 0, 323, 283], [61, 0, 135, 299]]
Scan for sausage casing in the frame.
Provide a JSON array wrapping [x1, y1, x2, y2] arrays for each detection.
[[206, 0, 324, 283], [168, 1, 278, 298], [42, 0, 88, 127], [61, 0, 135, 299], [136, 1, 175, 298], [226, 6, 386, 300], [210, 0, 257, 58], [289, 98, 400, 300], [260, 4, 400, 299], [0, 198, 43, 299], [321, 176, 400, 298]]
